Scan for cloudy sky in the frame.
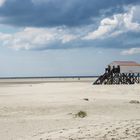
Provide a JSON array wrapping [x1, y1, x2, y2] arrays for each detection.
[[0, 0, 140, 77]]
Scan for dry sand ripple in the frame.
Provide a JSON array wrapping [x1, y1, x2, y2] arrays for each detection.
[[0, 80, 140, 140], [25, 120, 140, 140]]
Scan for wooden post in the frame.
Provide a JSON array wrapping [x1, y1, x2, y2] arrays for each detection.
[[93, 66, 140, 85]]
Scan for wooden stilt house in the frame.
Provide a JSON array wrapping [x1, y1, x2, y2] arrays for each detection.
[[93, 61, 140, 85]]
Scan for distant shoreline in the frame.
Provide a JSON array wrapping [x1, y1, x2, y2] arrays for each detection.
[[0, 76, 97, 84], [0, 76, 98, 79]]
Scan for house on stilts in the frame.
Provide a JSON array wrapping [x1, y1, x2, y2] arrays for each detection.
[[93, 61, 140, 85]]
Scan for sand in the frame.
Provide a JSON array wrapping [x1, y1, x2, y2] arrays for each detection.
[[0, 79, 140, 140]]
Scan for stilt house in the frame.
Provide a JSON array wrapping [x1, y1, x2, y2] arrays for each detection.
[[93, 61, 140, 85]]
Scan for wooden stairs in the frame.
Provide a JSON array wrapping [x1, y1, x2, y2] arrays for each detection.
[[93, 67, 140, 85]]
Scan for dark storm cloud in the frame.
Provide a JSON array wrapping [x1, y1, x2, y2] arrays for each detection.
[[0, 0, 139, 27]]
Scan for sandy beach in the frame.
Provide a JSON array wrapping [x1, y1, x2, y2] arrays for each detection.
[[0, 79, 140, 140]]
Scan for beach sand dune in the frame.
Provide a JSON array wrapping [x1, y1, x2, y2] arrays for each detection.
[[0, 80, 140, 140]]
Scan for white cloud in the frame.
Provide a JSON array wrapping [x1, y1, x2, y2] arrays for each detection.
[[84, 6, 140, 40], [61, 34, 77, 43], [121, 48, 140, 55], [0, 6, 140, 51], [0, 27, 78, 50], [0, 32, 10, 40], [0, 0, 6, 7]]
